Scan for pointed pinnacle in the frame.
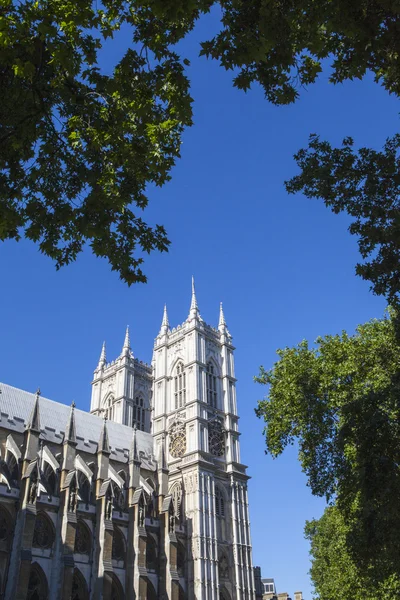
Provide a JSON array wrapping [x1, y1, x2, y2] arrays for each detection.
[[130, 424, 139, 462], [189, 276, 201, 320], [99, 417, 110, 454], [65, 401, 77, 444], [159, 304, 170, 334], [218, 302, 227, 330], [97, 341, 106, 369], [27, 391, 41, 432], [122, 325, 131, 357]]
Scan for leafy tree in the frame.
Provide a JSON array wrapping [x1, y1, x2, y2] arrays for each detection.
[[0, 0, 196, 284], [2, 0, 400, 283], [255, 310, 400, 580], [305, 505, 400, 600]]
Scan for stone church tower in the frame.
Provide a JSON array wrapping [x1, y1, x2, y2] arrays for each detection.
[[152, 280, 255, 600], [0, 282, 256, 600]]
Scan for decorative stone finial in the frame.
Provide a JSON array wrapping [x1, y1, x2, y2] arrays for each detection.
[[65, 401, 77, 444], [99, 417, 110, 454], [189, 277, 201, 320], [122, 325, 131, 357], [27, 390, 41, 432], [159, 304, 170, 335], [97, 341, 106, 370], [218, 302, 227, 331]]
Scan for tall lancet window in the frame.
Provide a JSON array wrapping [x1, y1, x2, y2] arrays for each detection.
[[103, 395, 114, 420], [206, 362, 217, 408], [132, 396, 145, 431], [174, 363, 186, 409]]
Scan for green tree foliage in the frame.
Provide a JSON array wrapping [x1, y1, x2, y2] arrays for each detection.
[[255, 310, 400, 580], [1, 0, 400, 282], [0, 0, 197, 283], [286, 135, 400, 305], [305, 505, 400, 600]]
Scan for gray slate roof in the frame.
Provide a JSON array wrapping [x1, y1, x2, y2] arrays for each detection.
[[0, 383, 154, 466]]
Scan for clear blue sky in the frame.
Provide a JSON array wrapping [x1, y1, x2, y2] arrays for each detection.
[[0, 8, 398, 599]]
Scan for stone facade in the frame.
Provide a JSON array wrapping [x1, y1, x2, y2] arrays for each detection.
[[0, 283, 256, 600]]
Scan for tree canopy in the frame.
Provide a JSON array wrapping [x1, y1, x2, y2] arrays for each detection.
[[305, 505, 400, 600], [255, 310, 400, 581], [1, 0, 400, 282]]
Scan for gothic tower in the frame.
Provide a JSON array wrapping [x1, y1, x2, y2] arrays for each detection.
[[152, 280, 256, 600], [90, 327, 152, 431]]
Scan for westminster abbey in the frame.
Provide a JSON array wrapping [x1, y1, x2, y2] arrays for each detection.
[[0, 282, 256, 600]]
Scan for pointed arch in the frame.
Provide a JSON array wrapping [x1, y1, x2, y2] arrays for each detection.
[[0, 504, 14, 548], [173, 362, 186, 410], [26, 562, 48, 600], [104, 573, 125, 600], [146, 580, 157, 600], [146, 532, 158, 572], [77, 471, 91, 505], [32, 512, 55, 550], [71, 567, 89, 600], [206, 360, 219, 408], [168, 481, 183, 519], [102, 393, 115, 421], [168, 355, 186, 379], [112, 526, 126, 566], [74, 520, 91, 555]]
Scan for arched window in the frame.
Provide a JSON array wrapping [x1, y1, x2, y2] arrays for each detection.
[[0, 505, 13, 548], [6, 453, 19, 485], [146, 534, 158, 572], [71, 568, 89, 600], [32, 512, 55, 549], [74, 520, 91, 555], [215, 486, 227, 541], [206, 362, 217, 407], [43, 462, 57, 496], [174, 363, 186, 409], [132, 396, 145, 431], [112, 527, 126, 565], [103, 395, 114, 420], [77, 472, 91, 506], [26, 563, 48, 600], [177, 540, 186, 578], [215, 487, 225, 518]]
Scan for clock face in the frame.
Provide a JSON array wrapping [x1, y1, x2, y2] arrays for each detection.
[[208, 419, 225, 457], [169, 422, 186, 458]]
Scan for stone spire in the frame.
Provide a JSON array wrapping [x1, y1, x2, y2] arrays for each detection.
[[99, 416, 110, 454], [97, 341, 106, 370], [189, 276, 201, 320], [27, 389, 41, 432], [64, 401, 77, 444], [129, 424, 139, 463], [121, 325, 131, 357], [218, 302, 227, 332], [159, 304, 169, 335]]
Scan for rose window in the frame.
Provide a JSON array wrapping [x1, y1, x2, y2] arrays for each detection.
[[169, 422, 186, 458], [208, 419, 225, 457]]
